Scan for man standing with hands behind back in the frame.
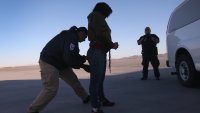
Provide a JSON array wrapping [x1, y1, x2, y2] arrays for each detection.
[[137, 27, 160, 80]]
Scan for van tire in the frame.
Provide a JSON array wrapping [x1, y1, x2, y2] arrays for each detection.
[[176, 54, 197, 87]]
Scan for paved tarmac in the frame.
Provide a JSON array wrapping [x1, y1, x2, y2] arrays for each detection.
[[0, 68, 200, 113]]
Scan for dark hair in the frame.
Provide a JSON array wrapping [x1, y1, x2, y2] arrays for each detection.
[[69, 26, 88, 35], [93, 2, 112, 18]]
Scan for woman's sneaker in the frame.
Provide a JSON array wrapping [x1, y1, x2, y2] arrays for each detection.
[[101, 99, 115, 107], [92, 108, 104, 113]]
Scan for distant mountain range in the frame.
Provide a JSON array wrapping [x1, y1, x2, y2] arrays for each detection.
[[0, 54, 168, 69], [120, 53, 167, 59]]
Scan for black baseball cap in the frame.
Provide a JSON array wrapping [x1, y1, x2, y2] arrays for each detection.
[[78, 27, 88, 35]]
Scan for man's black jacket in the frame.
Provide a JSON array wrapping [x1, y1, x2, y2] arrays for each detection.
[[40, 30, 85, 70], [139, 34, 159, 57]]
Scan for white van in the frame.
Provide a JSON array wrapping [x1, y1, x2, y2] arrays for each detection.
[[166, 0, 200, 87]]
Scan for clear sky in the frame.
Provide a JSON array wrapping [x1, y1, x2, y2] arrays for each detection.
[[0, 0, 183, 67]]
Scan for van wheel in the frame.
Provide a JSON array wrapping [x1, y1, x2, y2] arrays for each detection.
[[176, 54, 197, 87]]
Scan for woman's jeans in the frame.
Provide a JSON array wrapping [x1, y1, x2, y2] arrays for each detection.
[[87, 48, 107, 108]]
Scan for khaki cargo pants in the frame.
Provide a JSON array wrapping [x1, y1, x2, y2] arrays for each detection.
[[28, 60, 88, 112]]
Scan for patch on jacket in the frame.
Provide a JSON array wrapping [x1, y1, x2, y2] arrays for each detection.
[[70, 43, 75, 51]]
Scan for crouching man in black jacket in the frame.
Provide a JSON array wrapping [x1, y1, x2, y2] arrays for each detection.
[[28, 26, 90, 113]]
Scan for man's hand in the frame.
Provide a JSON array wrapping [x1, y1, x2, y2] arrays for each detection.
[[137, 38, 144, 45], [151, 37, 159, 44], [81, 64, 90, 73], [80, 55, 87, 64]]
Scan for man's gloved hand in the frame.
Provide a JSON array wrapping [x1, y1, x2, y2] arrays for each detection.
[[81, 64, 90, 73]]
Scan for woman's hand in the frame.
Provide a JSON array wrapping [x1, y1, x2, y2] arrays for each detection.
[[113, 42, 119, 50]]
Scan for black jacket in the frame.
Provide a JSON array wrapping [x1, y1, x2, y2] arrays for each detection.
[[138, 34, 159, 56], [40, 30, 86, 70], [87, 12, 114, 53]]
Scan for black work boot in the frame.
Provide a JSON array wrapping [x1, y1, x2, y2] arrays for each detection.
[[142, 69, 148, 80], [156, 77, 160, 80], [141, 76, 148, 80]]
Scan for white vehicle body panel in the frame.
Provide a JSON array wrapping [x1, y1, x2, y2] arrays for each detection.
[[167, 0, 200, 71]]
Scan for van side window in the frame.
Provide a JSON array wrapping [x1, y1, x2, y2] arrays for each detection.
[[168, 0, 200, 33]]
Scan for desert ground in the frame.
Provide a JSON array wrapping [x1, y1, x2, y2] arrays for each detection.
[[1, 54, 200, 113]]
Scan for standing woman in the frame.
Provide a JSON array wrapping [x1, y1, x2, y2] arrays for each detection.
[[87, 2, 119, 113]]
